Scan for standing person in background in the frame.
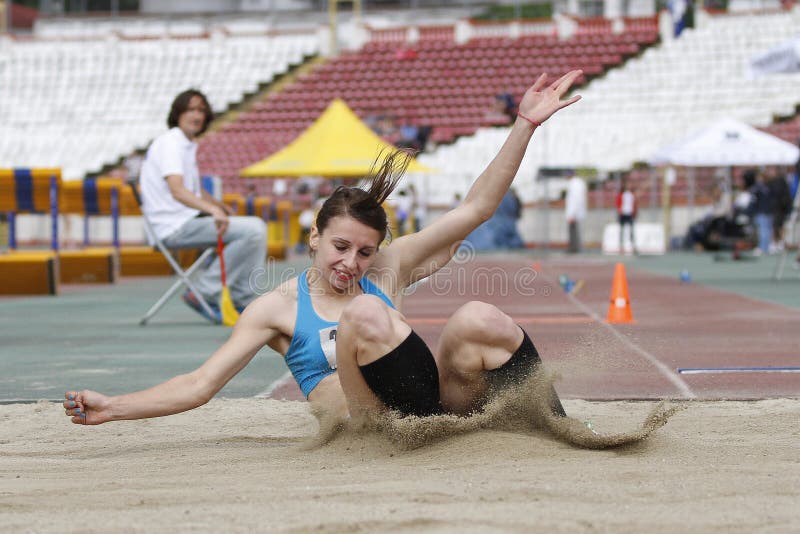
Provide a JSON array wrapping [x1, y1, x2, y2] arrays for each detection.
[[616, 179, 638, 255], [484, 93, 518, 126], [564, 172, 587, 253], [245, 183, 258, 216], [394, 189, 413, 235], [748, 169, 773, 256], [794, 146, 800, 268], [767, 169, 792, 253], [139, 89, 267, 323], [451, 192, 463, 210], [409, 184, 427, 233]]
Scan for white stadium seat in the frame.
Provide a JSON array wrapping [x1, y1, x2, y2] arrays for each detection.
[[414, 11, 800, 206], [0, 29, 319, 180]]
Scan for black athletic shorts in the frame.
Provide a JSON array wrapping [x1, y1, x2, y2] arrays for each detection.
[[618, 214, 635, 226], [485, 329, 566, 417], [359, 330, 444, 417]]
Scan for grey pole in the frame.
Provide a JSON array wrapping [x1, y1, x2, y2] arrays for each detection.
[[2, 0, 9, 34]]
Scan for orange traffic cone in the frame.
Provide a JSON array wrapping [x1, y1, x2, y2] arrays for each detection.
[[607, 262, 634, 324]]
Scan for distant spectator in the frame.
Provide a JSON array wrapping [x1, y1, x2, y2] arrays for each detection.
[[368, 112, 400, 145], [497, 189, 524, 249], [273, 179, 288, 197], [409, 184, 427, 233], [509, 187, 522, 221], [394, 189, 413, 235], [616, 179, 638, 255], [451, 192, 463, 210], [484, 92, 518, 126], [394, 47, 418, 61], [747, 169, 774, 256], [767, 169, 792, 253], [123, 153, 144, 182], [564, 172, 587, 253], [395, 123, 432, 153], [296, 197, 315, 254], [684, 181, 729, 251], [462, 190, 525, 251], [396, 123, 421, 151], [734, 170, 755, 212], [364, 114, 380, 133], [245, 183, 257, 216]]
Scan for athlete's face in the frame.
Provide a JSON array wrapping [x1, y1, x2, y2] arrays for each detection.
[[177, 95, 208, 139], [309, 215, 381, 292]]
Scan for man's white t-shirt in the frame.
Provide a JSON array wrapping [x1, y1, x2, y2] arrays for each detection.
[[565, 176, 587, 221], [140, 127, 201, 242], [620, 190, 636, 216]]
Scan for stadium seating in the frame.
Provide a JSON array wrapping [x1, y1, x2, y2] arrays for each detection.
[[0, 32, 318, 181], [7, 8, 798, 234], [762, 114, 800, 145], [197, 18, 659, 186], [411, 9, 800, 206]]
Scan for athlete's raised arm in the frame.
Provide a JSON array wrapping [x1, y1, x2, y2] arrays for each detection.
[[63, 292, 285, 425], [383, 70, 582, 287]]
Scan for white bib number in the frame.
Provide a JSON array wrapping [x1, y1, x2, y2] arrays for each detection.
[[319, 326, 338, 369]]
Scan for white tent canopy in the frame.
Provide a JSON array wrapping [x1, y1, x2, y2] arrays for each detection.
[[748, 35, 800, 78], [650, 118, 800, 167]]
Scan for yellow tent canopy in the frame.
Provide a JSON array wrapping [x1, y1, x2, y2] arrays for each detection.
[[240, 98, 434, 177]]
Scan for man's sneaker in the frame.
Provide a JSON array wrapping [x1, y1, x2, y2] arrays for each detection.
[[182, 291, 221, 324]]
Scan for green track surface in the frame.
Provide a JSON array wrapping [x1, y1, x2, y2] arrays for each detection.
[[621, 251, 800, 310], [0, 258, 311, 402]]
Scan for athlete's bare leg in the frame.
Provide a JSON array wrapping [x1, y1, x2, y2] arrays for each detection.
[[434, 301, 524, 415], [335, 295, 411, 419]]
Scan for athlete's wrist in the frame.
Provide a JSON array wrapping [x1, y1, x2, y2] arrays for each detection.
[[517, 112, 541, 128]]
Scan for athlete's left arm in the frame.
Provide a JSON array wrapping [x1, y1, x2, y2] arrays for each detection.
[[381, 70, 583, 288]]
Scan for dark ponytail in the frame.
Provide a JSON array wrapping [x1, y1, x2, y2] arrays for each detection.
[[315, 148, 413, 243]]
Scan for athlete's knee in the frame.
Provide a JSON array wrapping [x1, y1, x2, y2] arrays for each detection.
[[448, 301, 518, 344], [339, 295, 393, 342]]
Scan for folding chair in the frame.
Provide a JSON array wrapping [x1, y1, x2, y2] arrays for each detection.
[[128, 182, 217, 325]]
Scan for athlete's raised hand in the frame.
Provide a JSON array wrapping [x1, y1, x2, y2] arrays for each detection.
[[517, 70, 582, 126], [63, 389, 112, 425]]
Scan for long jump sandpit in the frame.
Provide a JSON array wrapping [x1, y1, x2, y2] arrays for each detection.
[[2, 397, 797, 532]]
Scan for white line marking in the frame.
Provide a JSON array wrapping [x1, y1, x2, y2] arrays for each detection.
[[254, 371, 294, 398], [563, 283, 697, 399], [678, 367, 800, 374]]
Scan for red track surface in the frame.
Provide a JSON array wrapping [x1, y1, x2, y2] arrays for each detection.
[[269, 256, 800, 401]]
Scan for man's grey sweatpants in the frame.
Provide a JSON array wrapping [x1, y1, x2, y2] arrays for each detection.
[[163, 215, 267, 307]]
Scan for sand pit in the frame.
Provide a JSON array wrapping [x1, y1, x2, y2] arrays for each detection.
[[1, 398, 798, 532]]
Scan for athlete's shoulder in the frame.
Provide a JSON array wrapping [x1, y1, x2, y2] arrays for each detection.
[[243, 277, 298, 322]]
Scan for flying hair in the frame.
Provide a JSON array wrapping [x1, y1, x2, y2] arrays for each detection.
[[314, 148, 415, 245], [356, 147, 414, 209]]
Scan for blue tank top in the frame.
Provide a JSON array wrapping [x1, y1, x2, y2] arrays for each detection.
[[285, 270, 395, 397]]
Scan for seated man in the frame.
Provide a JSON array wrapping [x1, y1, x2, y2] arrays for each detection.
[[140, 89, 266, 322]]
